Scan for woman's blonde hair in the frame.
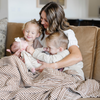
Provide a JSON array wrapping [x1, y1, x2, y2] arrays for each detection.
[[22, 19, 43, 35], [39, 2, 69, 34], [46, 31, 69, 49]]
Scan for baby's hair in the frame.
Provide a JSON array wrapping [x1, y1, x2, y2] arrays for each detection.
[[22, 19, 43, 35], [9, 41, 19, 54], [46, 31, 69, 49]]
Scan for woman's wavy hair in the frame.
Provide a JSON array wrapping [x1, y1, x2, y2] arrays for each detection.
[[39, 2, 69, 34]]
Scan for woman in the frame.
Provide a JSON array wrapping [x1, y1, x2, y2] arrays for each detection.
[[36, 2, 83, 72]]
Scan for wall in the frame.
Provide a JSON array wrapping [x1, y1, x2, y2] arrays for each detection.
[[8, 0, 89, 23], [8, 0, 40, 23], [0, 0, 8, 19], [65, 0, 89, 19], [0, 0, 100, 22], [88, 0, 100, 18]]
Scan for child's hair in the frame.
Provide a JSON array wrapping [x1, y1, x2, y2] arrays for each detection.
[[46, 31, 69, 49], [22, 19, 43, 35]]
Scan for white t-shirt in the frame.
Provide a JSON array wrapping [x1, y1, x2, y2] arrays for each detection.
[[38, 29, 79, 48]]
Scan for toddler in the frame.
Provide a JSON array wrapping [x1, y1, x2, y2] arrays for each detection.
[[7, 19, 43, 56], [22, 19, 42, 48]]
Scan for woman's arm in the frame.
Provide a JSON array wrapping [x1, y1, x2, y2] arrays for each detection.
[[56, 45, 82, 68], [35, 45, 82, 72], [35, 29, 82, 72]]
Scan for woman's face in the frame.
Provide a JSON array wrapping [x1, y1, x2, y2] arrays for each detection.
[[40, 11, 49, 29]]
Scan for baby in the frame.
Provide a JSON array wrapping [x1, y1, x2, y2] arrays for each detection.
[[7, 37, 28, 56], [7, 37, 37, 72]]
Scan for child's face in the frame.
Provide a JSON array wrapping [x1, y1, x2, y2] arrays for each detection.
[[46, 41, 60, 55], [23, 23, 40, 43]]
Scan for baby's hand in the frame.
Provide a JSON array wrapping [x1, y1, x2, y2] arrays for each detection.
[[26, 46, 35, 55], [6, 49, 11, 54]]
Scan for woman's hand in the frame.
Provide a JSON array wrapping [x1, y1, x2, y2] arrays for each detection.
[[26, 46, 35, 55], [35, 60, 55, 72]]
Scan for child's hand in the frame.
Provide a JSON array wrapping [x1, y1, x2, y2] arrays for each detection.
[[14, 49, 21, 57], [19, 57, 25, 63], [26, 46, 35, 55]]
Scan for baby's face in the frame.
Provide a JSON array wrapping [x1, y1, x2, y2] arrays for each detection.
[[11, 40, 28, 54]]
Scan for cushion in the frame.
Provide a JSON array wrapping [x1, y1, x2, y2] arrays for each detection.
[[70, 26, 98, 79], [0, 18, 7, 58], [93, 29, 100, 82], [6, 22, 24, 56]]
